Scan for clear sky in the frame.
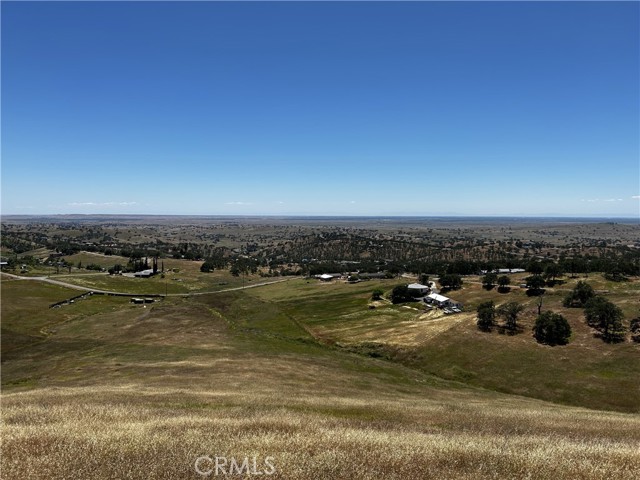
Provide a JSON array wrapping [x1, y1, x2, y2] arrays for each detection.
[[2, 1, 639, 217]]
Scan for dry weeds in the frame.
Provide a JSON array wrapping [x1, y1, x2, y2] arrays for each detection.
[[3, 382, 640, 479]]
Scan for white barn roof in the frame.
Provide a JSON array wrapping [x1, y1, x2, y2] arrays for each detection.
[[407, 283, 429, 289], [427, 293, 450, 303]]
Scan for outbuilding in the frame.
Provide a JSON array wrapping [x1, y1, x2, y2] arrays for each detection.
[[134, 269, 155, 278], [407, 283, 430, 296], [425, 292, 462, 309]]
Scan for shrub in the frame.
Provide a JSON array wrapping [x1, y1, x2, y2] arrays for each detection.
[[200, 261, 216, 273]]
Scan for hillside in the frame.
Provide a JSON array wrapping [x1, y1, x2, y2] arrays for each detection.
[[2, 276, 639, 479], [249, 275, 640, 412]]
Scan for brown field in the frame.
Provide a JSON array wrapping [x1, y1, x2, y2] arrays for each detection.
[[2, 276, 640, 479]]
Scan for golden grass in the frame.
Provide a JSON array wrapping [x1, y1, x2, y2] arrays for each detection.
[[3, 384, 640, 479], [2, 277, 640, 479]]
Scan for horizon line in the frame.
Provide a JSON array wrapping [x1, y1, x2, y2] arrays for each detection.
[[2, 213, 639, 219]]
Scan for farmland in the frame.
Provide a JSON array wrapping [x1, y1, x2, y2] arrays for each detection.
[[1, 216, 639, 479]]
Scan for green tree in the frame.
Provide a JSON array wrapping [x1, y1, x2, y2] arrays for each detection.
[[476, 300, 496, 332], [527, 261, 544, 275], [481, 272, 498, 289], [525, 275, 546, 294], [533, 312, 571, 346], [562, 281, 594, 308], [200, 260, 216, 273], [497, 275, 511, 291], [497, 302, 525, 331], [371, 288, 384, 301], [544, 263, 563, 285], [584, 296, 625, 342], [390, 285, 412, 304], [439, 274, 463, 290], [630, 317, 640, 343], [604, 270, 627, 282]]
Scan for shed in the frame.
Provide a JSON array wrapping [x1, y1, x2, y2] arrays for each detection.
[[426, 292, 453, 307]]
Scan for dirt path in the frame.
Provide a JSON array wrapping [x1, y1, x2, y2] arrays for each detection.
[[0, 272, 290, 297]]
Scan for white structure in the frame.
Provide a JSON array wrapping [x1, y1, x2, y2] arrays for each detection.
[[134, 269, 155, 278], [407, 283, 430, 295], [318, 274, 334, 281], [480, 268, 526, 275], [426, 292, 462, 309]]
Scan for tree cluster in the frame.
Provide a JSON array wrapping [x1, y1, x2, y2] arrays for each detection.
[[438, 274, 463, 290], [497, 302, 525, 331], [477, 301, 524, 333], [390, 285, 415, 304], [562, 281, 595, 308]]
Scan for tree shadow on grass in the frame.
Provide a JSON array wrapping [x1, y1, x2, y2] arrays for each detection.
[[593, 331, 626, 344], [497, 325, 523, 336], [526, 288, 546, 297]]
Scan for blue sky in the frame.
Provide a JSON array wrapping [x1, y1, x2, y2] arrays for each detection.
[[2, 1, 639, 217]]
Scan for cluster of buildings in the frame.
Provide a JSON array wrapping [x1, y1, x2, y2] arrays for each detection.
[[407, 283, 463, 313], [315, 275, 463, 314]]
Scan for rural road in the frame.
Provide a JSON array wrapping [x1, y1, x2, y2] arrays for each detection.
[[0, 272, 291, 297]]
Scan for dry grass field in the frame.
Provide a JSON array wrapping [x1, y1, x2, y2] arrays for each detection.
[[52, 257, 264, 295], [2, 276, 639, 479], [251, 276, 640, 413]]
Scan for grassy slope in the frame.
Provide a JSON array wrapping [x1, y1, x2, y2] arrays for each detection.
[[55, 257, 265, 294], [250, 276, 640, 413], [2, 278, 640, 479]]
